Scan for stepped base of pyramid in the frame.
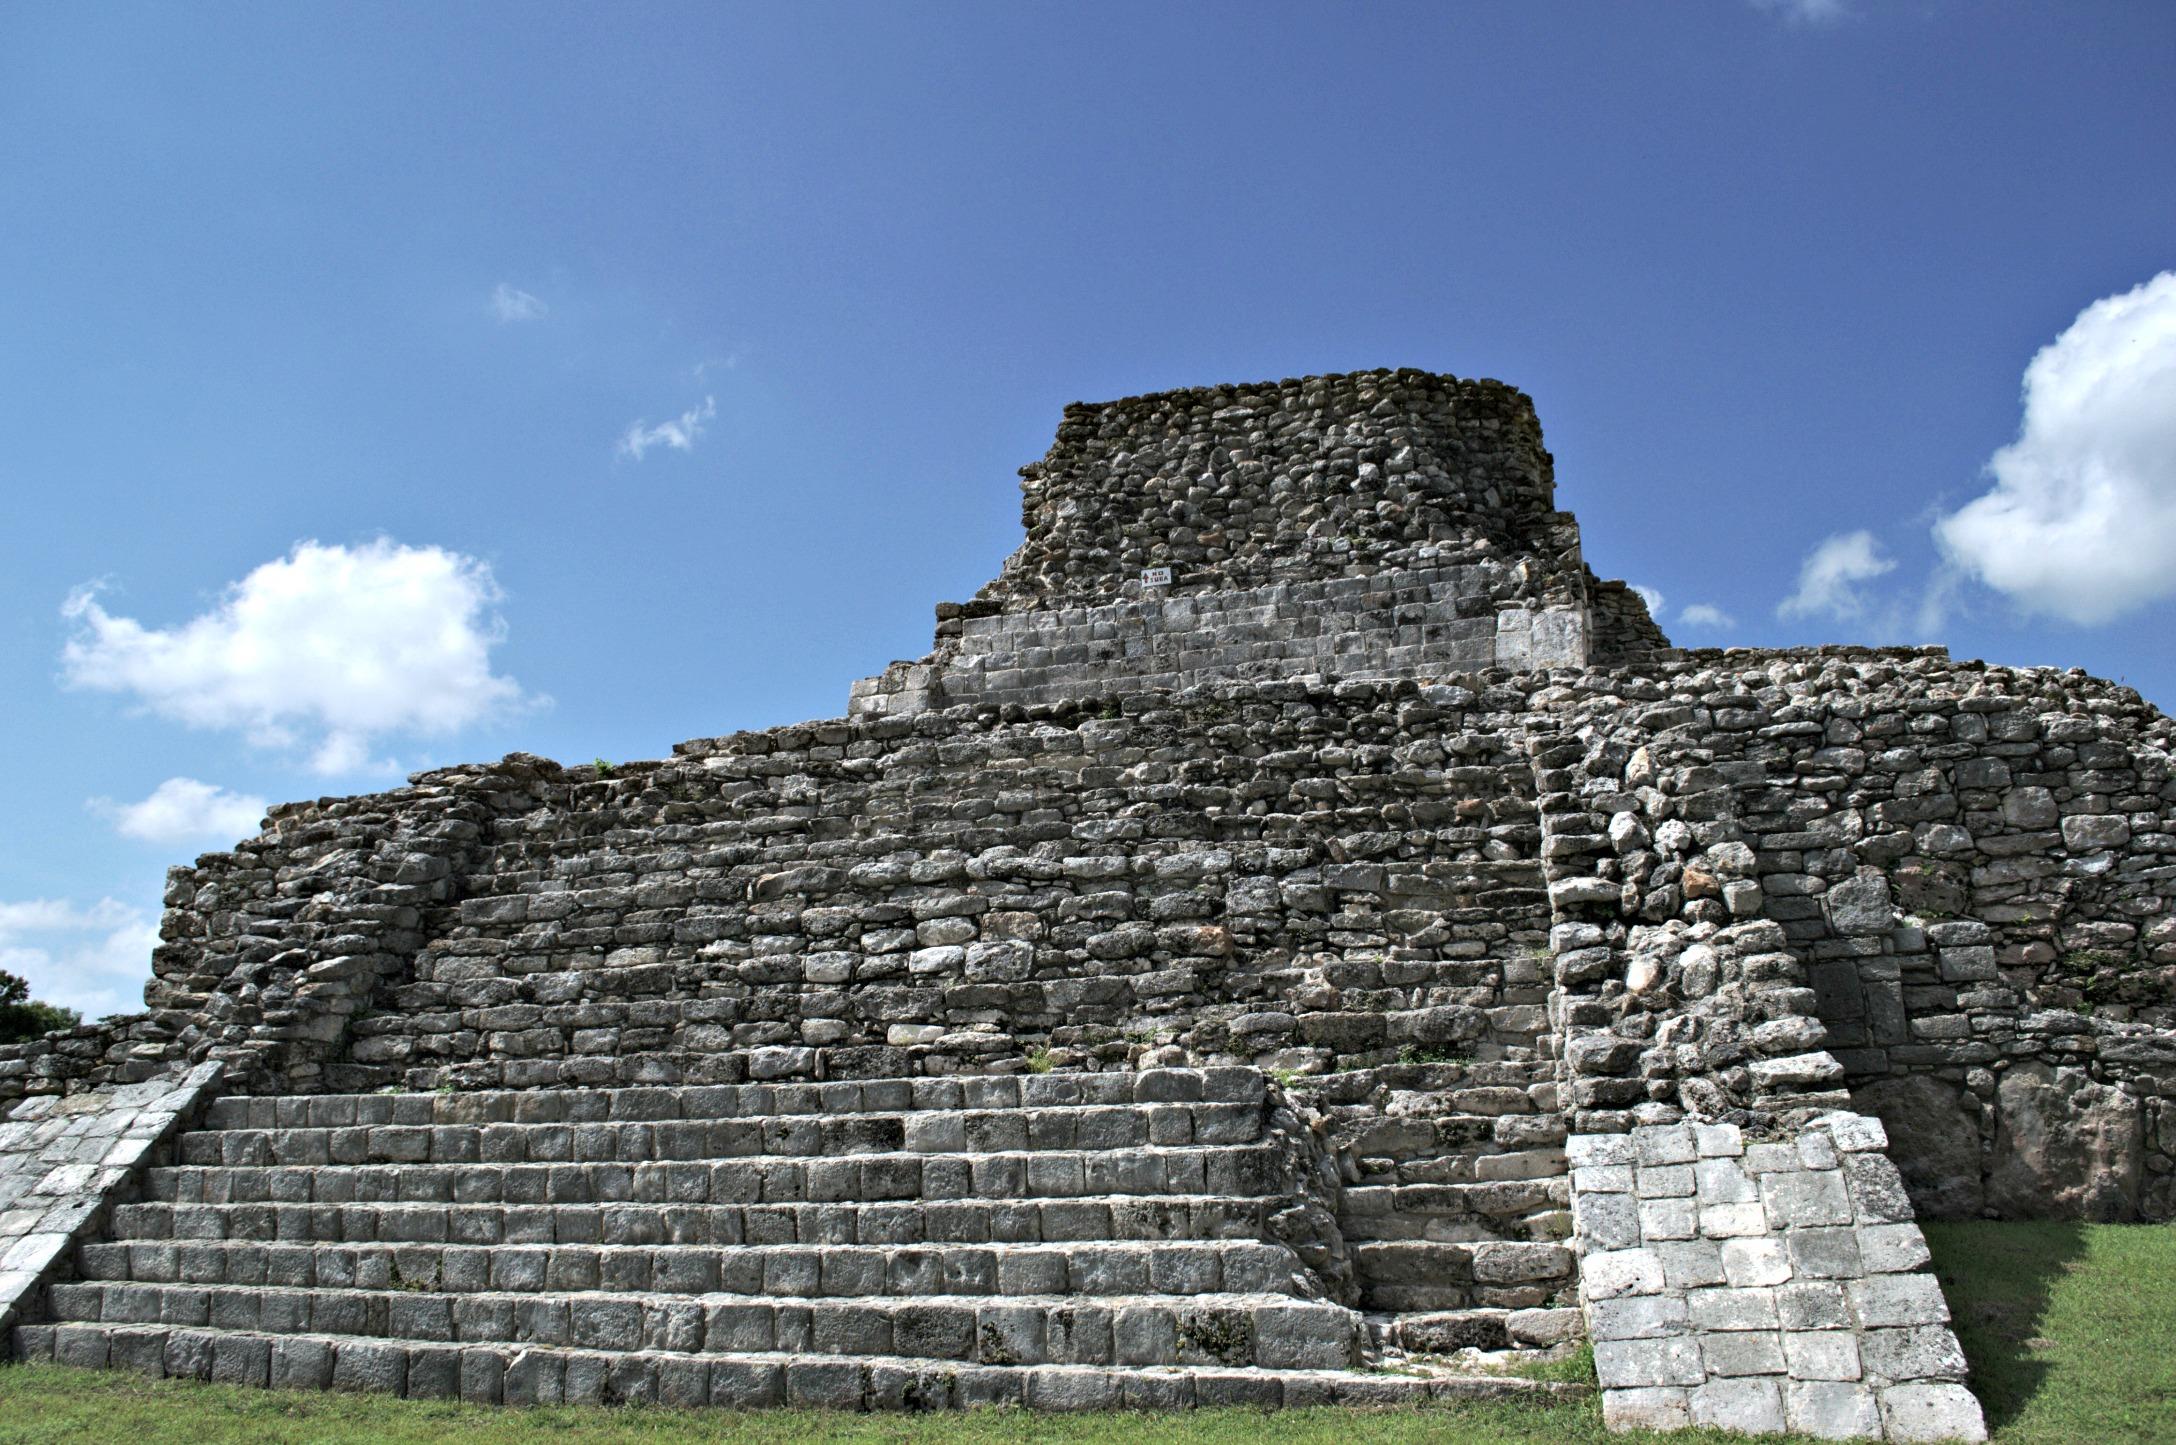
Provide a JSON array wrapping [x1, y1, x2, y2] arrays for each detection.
[[14, 1068, 1587, 1410], [14, 1324, 1585, 1410]]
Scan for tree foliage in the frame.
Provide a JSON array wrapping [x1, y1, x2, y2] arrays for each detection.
[[0, 968, 81, 1044]]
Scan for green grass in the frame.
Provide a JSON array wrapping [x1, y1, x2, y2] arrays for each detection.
[[0, 1370, 1635, 1445], [0, 1223, 2167, 1443], [1925, 1220, 2176, 1445], [1505, 1341, 1595, 1386]]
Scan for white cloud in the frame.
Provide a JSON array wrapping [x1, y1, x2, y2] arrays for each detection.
[[1911, 564, 1963, 639], [0, 897, 159, 1021], [1933, 272, 2176, 625], [1750, 0, 1849, 23], [62, 539, 528, 776], [1680, 603, 1737, 629], [490, 283, 548, 322], [1631, 585, 1666, 617], [618, 396, 717, 461], [1778, 530, 1896, 622], [94, 778, 268, 845]]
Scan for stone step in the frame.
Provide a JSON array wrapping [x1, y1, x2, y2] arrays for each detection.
[[42, 1282, 1360, 1371], [198, 1068, 1265, 1132], [1332, 1094, 1558, 1124], [75, 1238, 1314, 1300], [106, 1192, 1278, 1247], [1337, 1179, 1573, 1238], [1343, 1134, 1570, 1188], [16, 1322, 1581, 1410], [1306, 1060, 1556, 1097], [1346, 1115, 1564, 1149], [1347, 1239, 1577, 1313], [1369, 1306, 1585, 1354], [175, 1102, 1268, 1168], [141, 1142, 1285, 1205]]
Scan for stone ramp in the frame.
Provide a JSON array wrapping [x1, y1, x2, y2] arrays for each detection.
[[0, 1063, 226, 1340], [1571, 1115, 1986, 1442], [15, 1067, 1581, 1408]]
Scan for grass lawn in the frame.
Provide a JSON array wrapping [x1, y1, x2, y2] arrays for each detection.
[[0, 1222, 2166, 1443], [0, 1373, 1633, 1445], [1924, 1220, 2176, 1445]]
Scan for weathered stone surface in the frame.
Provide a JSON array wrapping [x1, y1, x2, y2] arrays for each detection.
[[1987, 1063, 2144, 1221], [1575, 1114, 1979, 1442], [1853, 1077, 1984, 1220], [0, 1062, 223, 1337], [1877, 1381, 1989, 1442], [1824, 875, 1895, 937]]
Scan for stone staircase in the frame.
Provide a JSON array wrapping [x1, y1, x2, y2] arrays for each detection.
[[14, 1068, 1578, 1409], [1310, 1059, 1579, 1359]]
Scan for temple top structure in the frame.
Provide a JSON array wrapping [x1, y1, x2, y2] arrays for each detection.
[[851, 368, 1669, 717]]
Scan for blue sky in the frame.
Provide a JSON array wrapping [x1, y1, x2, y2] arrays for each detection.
[[3, 1, 2172, 1017]]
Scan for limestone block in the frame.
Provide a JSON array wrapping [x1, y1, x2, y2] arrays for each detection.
[[1783, 1329, 1862, 1382], [1877, 1381, 1989, 1442], [1750, 1051, 1846, 1090], [1845, 1275, 1949, 1330], [1856, 1223, 1932, 1274], [1689, 1376, 1786, 1433], [1763, 1169, 1853, 1229], [1573, 1191, 1642, 1252], [1701, 1329, 1785, 1377], [1634, 1126, 1697, 1167], [1654, 1240, 1728, 1290], [1786, 1380, 1883, 1439], [1600, 1385, 1691, 1430], [1695, 1158, 1760, 1205], [1637, 1198, 1697, 1241], [1566, 1134, 1637, 1169], [1720, 1238, 1791, 1288], [1549, 878, 1622, 909], [1858, 1324, 1968, 1383], [1685, 1285, 1779, 1332], [1594, 1335, 1706, 1388], [2001, 787, 2059, 829], [1589, 1294, 1691, 1341], [1824, 874, 1895, 936], [1785, 1227, 1864, 1279], [1701, 1203, 1768, 1239], [1987, 1062, 2144, 1220], [1777, 1280, 1852, 1331]]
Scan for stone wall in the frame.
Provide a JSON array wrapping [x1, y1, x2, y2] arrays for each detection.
[[330, 681, 1549, 1095], [1510, 647, 2176, 1222], [851, 565, 1566, 719], [364, 681, 1576, 1312], [1587, 579, 1672, 666], [978, 370, 1572, 611], [13, 648, 2171, 1219], [0, 774, 509, 1105], [13, 643, 2172, 1227], [848, 370, 1670, 717]]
